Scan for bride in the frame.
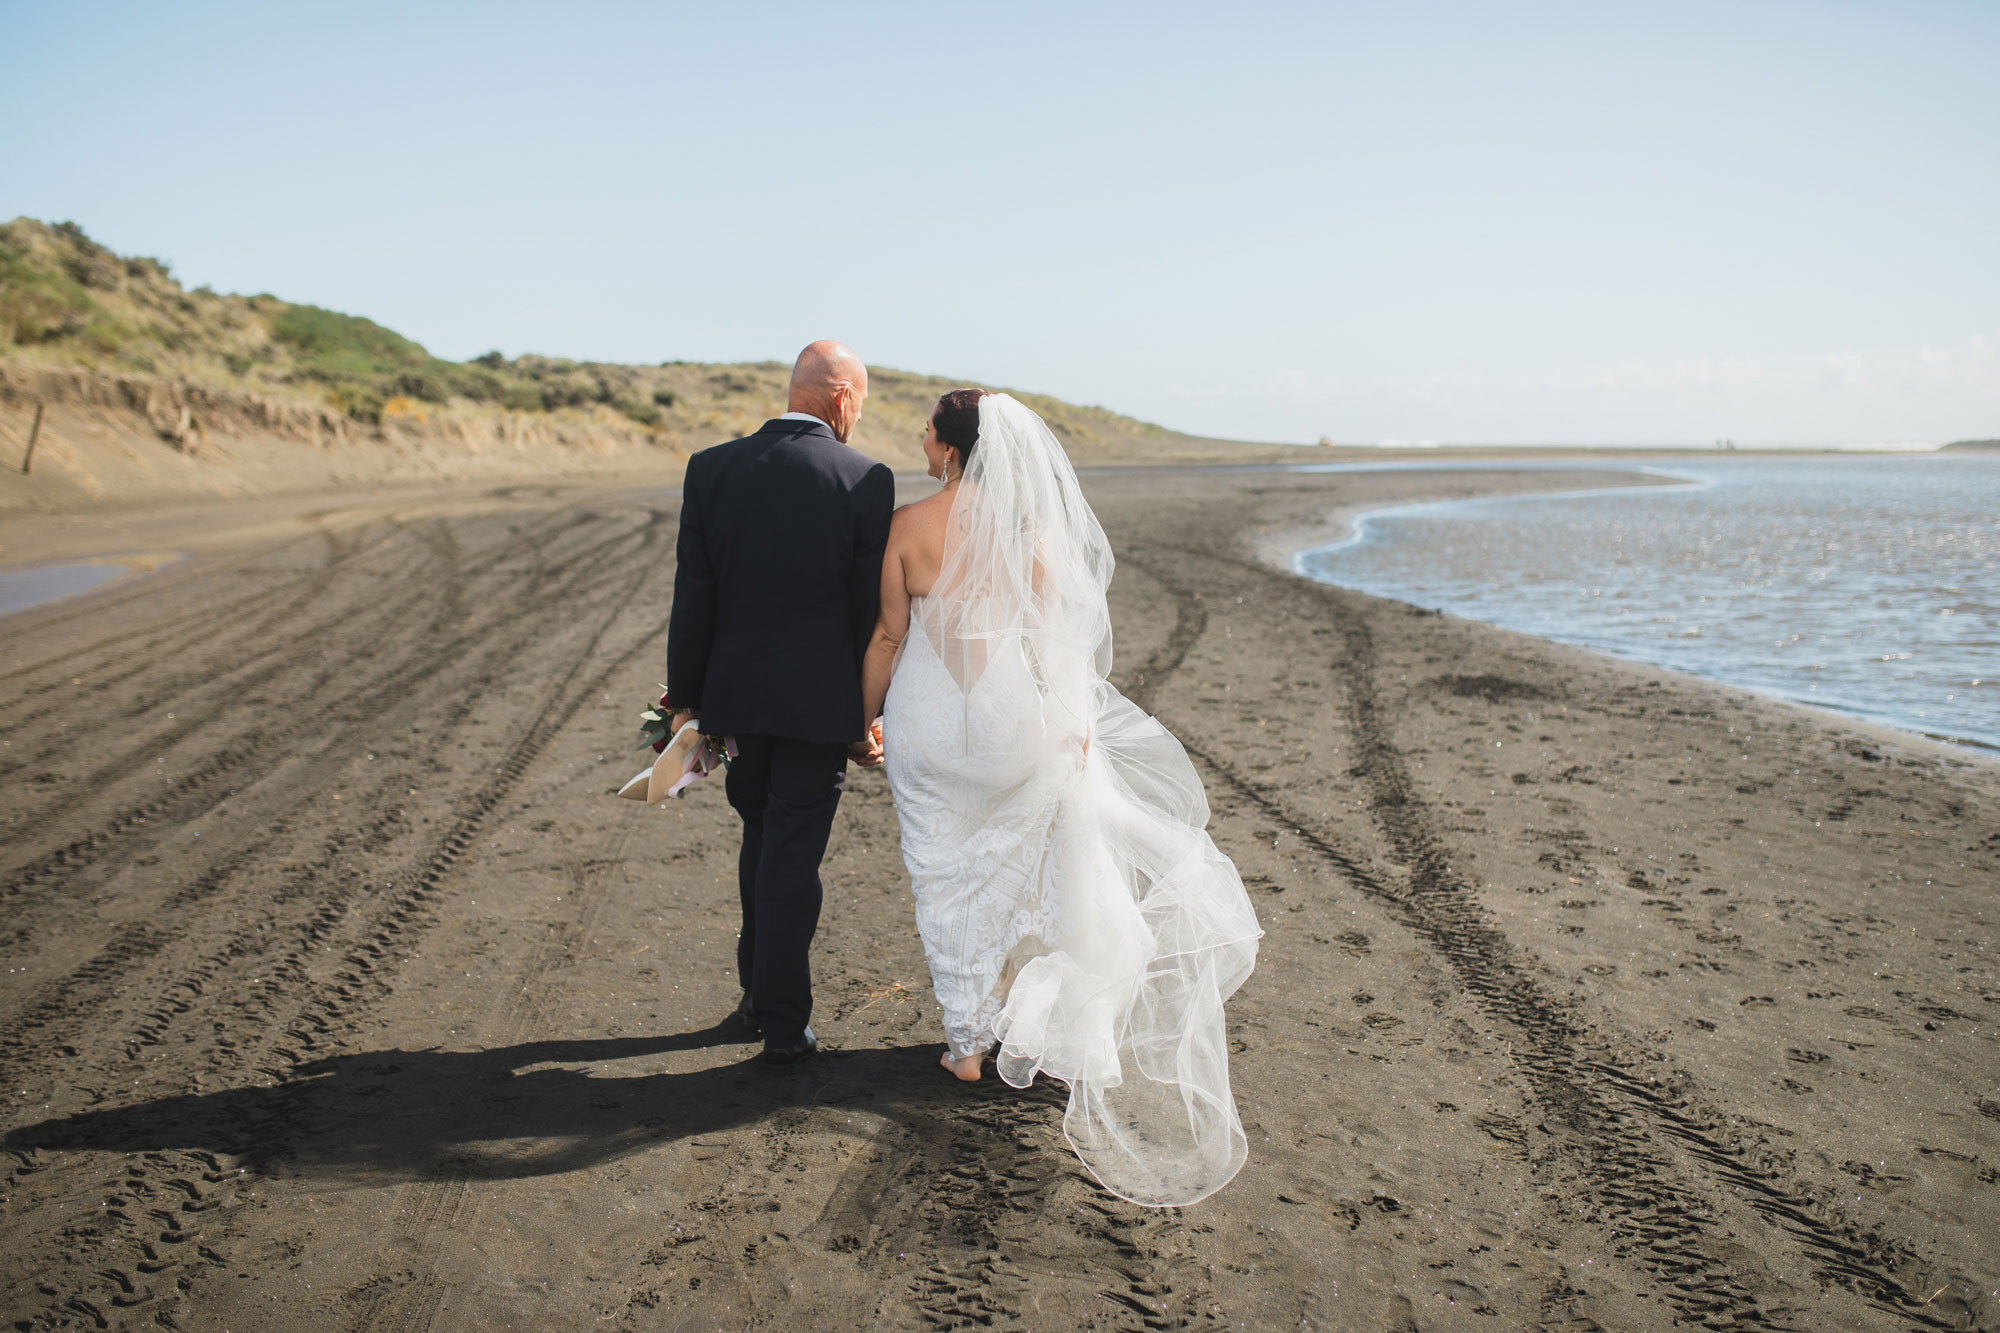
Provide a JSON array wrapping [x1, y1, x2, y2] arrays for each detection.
[[859, 389, 1262, 1207]]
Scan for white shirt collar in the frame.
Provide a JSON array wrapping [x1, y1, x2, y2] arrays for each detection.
[[777, 411, 832, 430]]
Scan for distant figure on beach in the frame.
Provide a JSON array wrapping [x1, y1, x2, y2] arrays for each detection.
[[861, 390, 1263, 1206], [666, 340, 896, 1068]]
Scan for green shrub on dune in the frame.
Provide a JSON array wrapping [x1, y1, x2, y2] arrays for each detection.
[[500, 381, 546, 413], [0, 227, 95, 347], [270, 304, 429, 379], [271, 304, 479, 411]]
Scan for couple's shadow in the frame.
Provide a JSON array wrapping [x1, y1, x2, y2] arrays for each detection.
[[5, 1020, 1038, 1185]]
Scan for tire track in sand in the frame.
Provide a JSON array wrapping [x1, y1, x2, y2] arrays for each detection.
[[252, 513, 670, 1333], [0, 510, 618, 893], [1121, 548, 1965, 1333], [1, 507, 674, 1331]]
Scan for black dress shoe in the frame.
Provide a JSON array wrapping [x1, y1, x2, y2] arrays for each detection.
[[733, 991, 760, 1037], [763, 1027, 816, 1067]]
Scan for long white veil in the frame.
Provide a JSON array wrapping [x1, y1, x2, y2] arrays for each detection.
[[921, 393, 1262, 1206]]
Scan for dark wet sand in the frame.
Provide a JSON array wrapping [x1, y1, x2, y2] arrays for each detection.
[[2, 466, 1995, 1331]]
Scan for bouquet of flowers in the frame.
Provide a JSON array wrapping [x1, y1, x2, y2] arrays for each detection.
[[618, 688, 734, 804]]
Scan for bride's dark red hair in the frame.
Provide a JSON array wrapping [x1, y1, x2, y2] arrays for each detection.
[[932, 388, 987, 464]]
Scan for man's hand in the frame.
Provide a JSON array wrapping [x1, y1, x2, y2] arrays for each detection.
[[671, 710, 697, 734]]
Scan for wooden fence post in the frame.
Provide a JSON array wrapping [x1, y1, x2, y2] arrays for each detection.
[[22, 402, 44, 475]]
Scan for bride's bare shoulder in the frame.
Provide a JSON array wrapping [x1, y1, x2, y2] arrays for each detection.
[[892, 490, 954, 529], [889, 492, 950, 594]]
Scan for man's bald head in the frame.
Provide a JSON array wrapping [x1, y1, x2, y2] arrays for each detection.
[[788, 340, 869, 443]]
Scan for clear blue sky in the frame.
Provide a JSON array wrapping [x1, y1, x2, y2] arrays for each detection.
[[4, 1, 1995, 443]]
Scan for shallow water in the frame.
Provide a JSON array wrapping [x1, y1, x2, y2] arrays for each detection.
[[0, 563, 129, 618], [1294, 455, 2000, 751]]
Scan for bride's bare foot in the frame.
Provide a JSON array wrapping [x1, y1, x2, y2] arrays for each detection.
[[940, 1049, 983, 1082]]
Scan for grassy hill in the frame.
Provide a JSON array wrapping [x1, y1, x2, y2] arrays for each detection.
[[0, 217, 1259, 469]]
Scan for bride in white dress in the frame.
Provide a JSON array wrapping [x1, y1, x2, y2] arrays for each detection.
[[859, 389, 1261, 1207]]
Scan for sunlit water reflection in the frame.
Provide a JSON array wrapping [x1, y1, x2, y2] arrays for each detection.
[[0, 563, 127, 617], [1294, 455, 2000, 752]]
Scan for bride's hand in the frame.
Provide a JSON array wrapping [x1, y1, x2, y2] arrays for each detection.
[[849, 719, 885, 768]]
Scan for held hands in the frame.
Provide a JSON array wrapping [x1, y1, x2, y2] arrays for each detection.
[[849, 717, 885, 769]]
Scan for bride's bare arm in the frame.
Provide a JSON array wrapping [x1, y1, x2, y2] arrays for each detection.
[[861, 511, 915, 727]]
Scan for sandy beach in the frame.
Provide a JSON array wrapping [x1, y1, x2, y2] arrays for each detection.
[[2, 464, 1995, 1332]]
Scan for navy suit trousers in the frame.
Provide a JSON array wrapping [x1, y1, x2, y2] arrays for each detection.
[[724, 734, 848, 1045]]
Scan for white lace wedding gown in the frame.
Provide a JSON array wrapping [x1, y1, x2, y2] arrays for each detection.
[[882, 394, 1261, 1207]]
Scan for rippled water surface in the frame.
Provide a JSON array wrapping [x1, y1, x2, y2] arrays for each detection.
[[1294, 455, 2000, 751]]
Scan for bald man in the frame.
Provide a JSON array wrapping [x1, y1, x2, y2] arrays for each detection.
[[666, 340, 896, 1067]]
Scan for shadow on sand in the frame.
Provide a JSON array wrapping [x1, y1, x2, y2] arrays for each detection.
[[3, 1020, 1055, 1186]]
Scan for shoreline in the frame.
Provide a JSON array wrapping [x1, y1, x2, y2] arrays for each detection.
[[0, 550, 184, 617], [1278, 464, 1707, 564]]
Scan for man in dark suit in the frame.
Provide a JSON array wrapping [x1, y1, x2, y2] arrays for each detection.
[[666, 340, 895, 1066]]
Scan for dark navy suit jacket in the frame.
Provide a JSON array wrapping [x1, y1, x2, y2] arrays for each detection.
[[667, 417, 896, 744]]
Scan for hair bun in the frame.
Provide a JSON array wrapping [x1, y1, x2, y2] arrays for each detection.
[[933, 388, 987, 464]]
